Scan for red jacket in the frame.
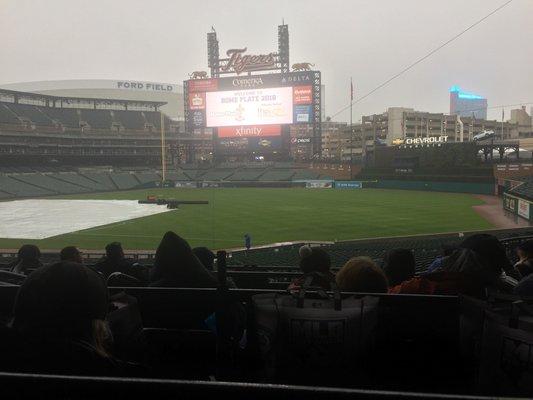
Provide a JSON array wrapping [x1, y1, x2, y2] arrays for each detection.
[[389, 271, 486, 297]]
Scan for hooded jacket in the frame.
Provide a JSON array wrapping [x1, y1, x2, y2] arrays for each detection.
[[149, 231, 218, 288]]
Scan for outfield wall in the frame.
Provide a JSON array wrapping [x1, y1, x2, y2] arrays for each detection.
[[503, 192, 532, 221], [367, 180, 495, 195]]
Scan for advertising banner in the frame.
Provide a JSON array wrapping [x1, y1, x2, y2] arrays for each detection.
[[298, 180, 334, 189], [518, 199, 530, 219], [206, 87, 293, 127], [191, 110, 205, 128], [293, 86, 312, 104], [189, 92, 206, 110], [218, 124, 281, 138], [188, 79, 218, 92], [294, 105, 312, 123], [217, 136, 281, 153], [335, 181, 362, 189]]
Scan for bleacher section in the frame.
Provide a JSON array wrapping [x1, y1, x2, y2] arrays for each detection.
[[79, 109, 113, 129], [0, 104, 21, 125], [227, 168, 266, 181], [50, 172, 110, 192], [292, 169, 321, 180], [113, 110, 146, 130], [165, 171, 193, 181], [4, 104, 55, 127], [108, 172, 140, 190], [135, 171, 161, 184], [201, 169, 236, 181], [80, 172, 118, 190], [43, 107, 80, 128], [12, 173, 91, 194], [0, 175, 55, 197], [258, 169, 296, 181]]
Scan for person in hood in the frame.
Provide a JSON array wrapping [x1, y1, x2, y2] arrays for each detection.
[[288, 245, 335, 291], [94, 242, 146, 284], [0, 261, 125, 376], [149, 231, 218, 288], [9, 244, 42, 275], [382, 248, 416, 288], [389, 234, 514, 298]]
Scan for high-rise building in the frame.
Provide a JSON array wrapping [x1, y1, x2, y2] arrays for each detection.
[[449, 85, 487, 119]]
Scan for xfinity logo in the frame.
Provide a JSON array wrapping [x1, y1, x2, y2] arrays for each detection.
[[236, 126, 262, 136], [232, 77, 264, 87]]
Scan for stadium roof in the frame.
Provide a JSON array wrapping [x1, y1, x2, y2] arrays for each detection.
[[0, 88, 167, 109]]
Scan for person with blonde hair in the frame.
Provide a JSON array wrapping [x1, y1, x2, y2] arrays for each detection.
[[336, 257, 388, 293]]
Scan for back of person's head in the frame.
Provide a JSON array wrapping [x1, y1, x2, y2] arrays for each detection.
[[151, 231, 217, 287], [60, 246, 82, 264], [105, 242, 124, 262], [336, 257, 388, 293], [382, 248, 416, 287], [517, 240, 533, 259], [458, 234, 511, 277], [13, 261, 109, 353], [298, 245, 331, 274], [17, 244, 41, 263], [192, 247, 216, 271]]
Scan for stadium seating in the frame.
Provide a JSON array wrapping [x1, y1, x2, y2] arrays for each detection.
[[80, 172, 118, 190], [4, 103, 54, 126], [227, 168, 266, 181], [50, 172, 110, 192], [0, 175, 55, 197], [143, 111, 172, 129], [13, 173, 91, 194], [258, 169, 296, 181], [292, 169, 321, 180], [201, 169, 236, 181], [43, 107, 80, 128], [165, 170, 194, 181], [0, 104, 21, 125], [134, 171, 161, 185], [79, 109, 113, 130], [108, 172, 140, 190], [113, 110, 146, 130]]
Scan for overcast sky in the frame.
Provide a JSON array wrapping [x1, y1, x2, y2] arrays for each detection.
[[1, 0, 532, 122]]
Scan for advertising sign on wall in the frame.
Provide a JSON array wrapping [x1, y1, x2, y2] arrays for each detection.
[[518, 199, 530, 219], [218, 124, 281, 138], [335, 181, 362, 189]]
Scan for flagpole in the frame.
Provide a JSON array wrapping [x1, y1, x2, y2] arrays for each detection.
[[501, 108, 504, 141], [350, 77, 353, 180]]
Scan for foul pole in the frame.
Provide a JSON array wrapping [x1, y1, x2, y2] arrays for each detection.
[[160, 111, 166, 182]]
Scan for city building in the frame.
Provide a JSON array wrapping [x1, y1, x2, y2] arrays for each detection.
[[449, 85, 487, 119], [322, 107, 520, 163]]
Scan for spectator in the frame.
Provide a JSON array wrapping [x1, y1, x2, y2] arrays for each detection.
[[382, 249, 416, 287], [9, 244, 42, 275], [514, 240, 533, 278], [149, 231, 217, 288], [0, 261, 123, 375], [288, 245, 335, 291], [244, 233, 251, 251], [427, 243, 458, 273], [192, 247, 216, 271], [336, 256, 388, 293], [60, 246, 83, 264], [390, 234, 514, 297], [94, 242, 144, 282]]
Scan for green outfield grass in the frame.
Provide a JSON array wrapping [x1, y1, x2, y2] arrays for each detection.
[[0, 188, 493, 250]]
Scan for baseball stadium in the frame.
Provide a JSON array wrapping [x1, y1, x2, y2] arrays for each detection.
[[1, 12, 533, 400]]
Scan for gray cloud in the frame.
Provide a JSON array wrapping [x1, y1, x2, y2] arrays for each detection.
[[1, 0, 531, 121]]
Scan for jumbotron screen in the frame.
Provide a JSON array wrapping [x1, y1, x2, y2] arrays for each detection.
[[205, 87, 293, 127], [186, 72, 315, 137]]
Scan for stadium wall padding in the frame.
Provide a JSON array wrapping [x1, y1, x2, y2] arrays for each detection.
[[371, 180, 495, 195]]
